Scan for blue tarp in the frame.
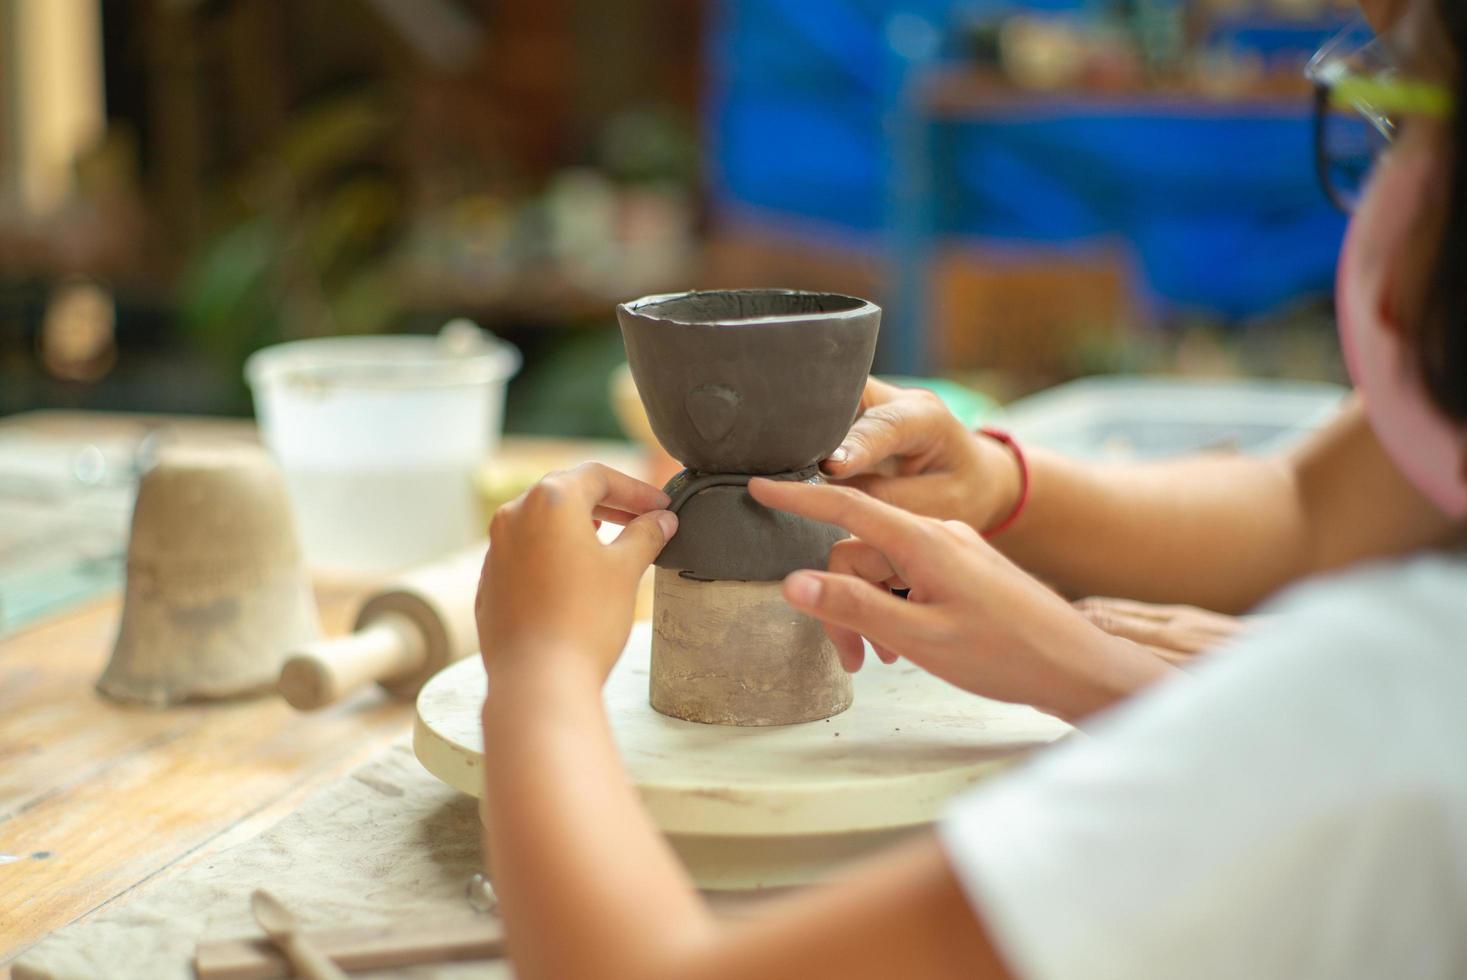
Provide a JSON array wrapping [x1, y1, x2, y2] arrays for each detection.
[[708, 0, 1350, 319]]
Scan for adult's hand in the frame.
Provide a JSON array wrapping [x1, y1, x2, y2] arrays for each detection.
[[1074, 598, 1249, 666], [477, 463, 676, 684], [748, 478, 1174, 724], [820, 378, 1021, 534]]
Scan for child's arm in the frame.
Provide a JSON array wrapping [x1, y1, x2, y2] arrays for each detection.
[[476, 463, 1008, 980], [482, 667, 1002, 980], [826, 383, 1452, 613]]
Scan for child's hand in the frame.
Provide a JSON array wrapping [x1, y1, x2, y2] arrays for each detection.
[[749, 478, 1173, 723], [476, 463, 676, 685], [819, 378, 1021, 535]]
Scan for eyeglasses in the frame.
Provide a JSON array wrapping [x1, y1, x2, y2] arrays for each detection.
[[1306, 19, 1453, 213]]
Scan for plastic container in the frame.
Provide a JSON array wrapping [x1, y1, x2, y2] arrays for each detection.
[[245, 324, 520, 575], [1002, 376, 1346, 461]]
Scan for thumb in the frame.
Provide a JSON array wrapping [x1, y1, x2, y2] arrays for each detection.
[[824, 407, 904, 478], [610, 509, 677, 570], [825, 397, 947, 479]]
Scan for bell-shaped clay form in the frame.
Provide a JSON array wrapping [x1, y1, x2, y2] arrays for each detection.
[[97, 442, 321, 707]]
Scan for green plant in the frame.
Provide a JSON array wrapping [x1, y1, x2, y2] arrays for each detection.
[[177, 89, 406, 399]]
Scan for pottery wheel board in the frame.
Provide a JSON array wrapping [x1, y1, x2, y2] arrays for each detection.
[[415, 623, 1069, 890]]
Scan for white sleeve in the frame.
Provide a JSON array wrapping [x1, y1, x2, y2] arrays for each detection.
[[939, 560, 1467, 980]]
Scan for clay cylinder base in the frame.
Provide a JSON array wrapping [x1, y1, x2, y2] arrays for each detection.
[[650, 568, 853, 726]]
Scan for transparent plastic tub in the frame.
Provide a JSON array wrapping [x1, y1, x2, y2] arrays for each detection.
[[1002, 376, 1347, 460], [245, 324, 520, 575]]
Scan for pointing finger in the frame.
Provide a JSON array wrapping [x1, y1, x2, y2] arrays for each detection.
[[750, 478, 927, 571], [782, 570, 931, 656]]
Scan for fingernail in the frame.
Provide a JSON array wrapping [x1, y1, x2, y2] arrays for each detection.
[[785, 572, 821, 607], [655, 510, 678, 539], [827, 446, 849, 466]]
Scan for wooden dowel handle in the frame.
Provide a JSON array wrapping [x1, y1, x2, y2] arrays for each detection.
[[195, 916, 505, 980], [278, 613, 426, 711], [280, 933, 348, 980]]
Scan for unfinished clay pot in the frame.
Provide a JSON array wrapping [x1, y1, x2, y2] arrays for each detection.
[[97, 442, 321, 707], [617, 290, 881, 475]]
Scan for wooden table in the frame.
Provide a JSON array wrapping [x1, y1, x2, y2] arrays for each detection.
[[0, 412, 642, 969]]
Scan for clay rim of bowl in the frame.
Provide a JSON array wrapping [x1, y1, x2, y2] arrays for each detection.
[[618, 289, 879, 328]]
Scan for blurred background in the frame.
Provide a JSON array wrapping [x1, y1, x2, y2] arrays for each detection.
[[0, 0, 1368, 630], [2, 0, 1359, 432]]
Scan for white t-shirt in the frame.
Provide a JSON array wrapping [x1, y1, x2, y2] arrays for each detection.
[[941, 554, 1467, 980]]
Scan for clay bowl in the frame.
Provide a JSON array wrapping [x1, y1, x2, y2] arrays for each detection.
[[617, 290, 881, 475]]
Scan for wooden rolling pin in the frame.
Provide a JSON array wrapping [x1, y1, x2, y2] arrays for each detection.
[[278, 546, 485, 710]]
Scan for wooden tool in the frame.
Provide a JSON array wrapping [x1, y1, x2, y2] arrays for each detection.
[[249, 890, 349, 980], [278, 546, 484, 711], [196, 914, 505, 980]]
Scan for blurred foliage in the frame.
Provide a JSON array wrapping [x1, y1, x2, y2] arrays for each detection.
[[597, 106, 701, 186], [177, 89, 405, 399], [505, 324, 630, 439]]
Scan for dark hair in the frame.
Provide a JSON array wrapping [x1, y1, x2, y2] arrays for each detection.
[[1422, 0, 1467, 422]]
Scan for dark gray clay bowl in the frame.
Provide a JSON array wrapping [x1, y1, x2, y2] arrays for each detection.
[[617, 289, 881, 474]]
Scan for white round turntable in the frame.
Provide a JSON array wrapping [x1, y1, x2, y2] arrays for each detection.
[[415, 622, 1070, 890]]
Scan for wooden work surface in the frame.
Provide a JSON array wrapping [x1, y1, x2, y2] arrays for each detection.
[[0, 583, 395, 967], [0, 412, 644, 970]]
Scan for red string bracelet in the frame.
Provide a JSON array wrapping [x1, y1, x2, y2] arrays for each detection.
[[977, 427, 1029, 539]]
